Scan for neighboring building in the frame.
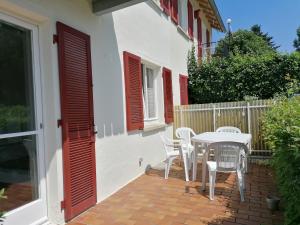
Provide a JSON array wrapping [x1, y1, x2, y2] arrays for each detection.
[[0, 0, 224, 224]]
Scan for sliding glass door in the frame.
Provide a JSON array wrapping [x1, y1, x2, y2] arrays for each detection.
[[0, 13, 47, 225]]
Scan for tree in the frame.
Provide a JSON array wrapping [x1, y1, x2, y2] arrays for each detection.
[[251, 24, 279, 50], [214, 29, 275, 57], [293, 26, 300, 52]]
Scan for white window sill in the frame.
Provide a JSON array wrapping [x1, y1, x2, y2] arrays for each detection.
[[177, 25, 192, 41], [143, 123, 167, 132]]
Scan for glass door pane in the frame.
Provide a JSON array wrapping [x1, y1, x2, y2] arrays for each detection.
[[0, 19, 39, 213], [0, 20, 35, 134], [0, 135, 38, 212]]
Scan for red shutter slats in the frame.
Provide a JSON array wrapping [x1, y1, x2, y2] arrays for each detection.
[[206, 29, 210, 47], [171, 0, 178, 24], [187, 0, 194, 39], [123, 51, 144, 131], [197, 17, 203, 59], [179, 75, 189, 105], [160, 0, 170, 15], [162, 68, 174, 124], [56, 22, 96, 222]]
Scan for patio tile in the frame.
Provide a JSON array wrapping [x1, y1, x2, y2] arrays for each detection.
[[68, 162, 283, 225]]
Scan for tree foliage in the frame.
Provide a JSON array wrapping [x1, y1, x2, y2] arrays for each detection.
[[214, 29, 275, 57], [251, 24, 279, 50], [188, 52, 300, 104], [294, 26, 300, 52], [262, 96, 300, 224]]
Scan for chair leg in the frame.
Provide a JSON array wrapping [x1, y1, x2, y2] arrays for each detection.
[[165, 159, 170, 179], [188, 150, 194, 170], [237, 170, 245, 202], [165, 157, 176, 179], [209, 171, 216, 200], [245, 155, 248, 173], [182, 153, 190, 181]]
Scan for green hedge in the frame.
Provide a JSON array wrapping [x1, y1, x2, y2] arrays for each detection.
[[262, 97, 300, 224], [188, 51, 300, 104], [0, 105, 31, 134]]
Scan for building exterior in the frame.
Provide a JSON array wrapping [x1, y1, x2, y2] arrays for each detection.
[[0, 0, 224, 224]]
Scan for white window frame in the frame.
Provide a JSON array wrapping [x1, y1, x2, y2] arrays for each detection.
[[0, 12, 47, 225], [141, 64, 158, 121]]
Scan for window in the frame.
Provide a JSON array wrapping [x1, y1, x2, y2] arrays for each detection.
[[142, 65, 157, 120]]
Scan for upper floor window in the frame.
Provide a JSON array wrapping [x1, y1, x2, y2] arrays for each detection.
[[142, 64, 157, 121]]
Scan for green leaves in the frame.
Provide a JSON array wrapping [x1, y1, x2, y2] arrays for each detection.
[[188, 52, 300, 104], [293, 26, 300, 52], [0, 188, 6, 222], [262, 97, 300, 224], [214, 29, 275, 57]]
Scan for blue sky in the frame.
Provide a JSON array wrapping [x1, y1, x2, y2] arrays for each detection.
[[212, 0, 300, 53]]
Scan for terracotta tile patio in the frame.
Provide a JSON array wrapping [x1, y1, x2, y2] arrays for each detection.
[[68, 161, 283, 225]]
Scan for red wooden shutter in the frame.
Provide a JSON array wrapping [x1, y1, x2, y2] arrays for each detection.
[[56, 22, 96, 221], [123, 51, 144, 131], [206, 29, 210, 47], [160, 0, 170, 15], [170, 0, 178, 24], [162, 68, 174, 124], [179, 75, 189, 105], [197, 17, 203, 59], [187, 0, 194, 39]]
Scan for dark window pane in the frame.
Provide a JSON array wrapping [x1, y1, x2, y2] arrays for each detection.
[[0, 135, 38, 212], [0, 20, 35, 134]]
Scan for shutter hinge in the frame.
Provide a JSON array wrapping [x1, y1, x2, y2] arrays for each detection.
[[53, 34, 58, 44], [57, 119, 63, 128], [60, 200, 65, 210]]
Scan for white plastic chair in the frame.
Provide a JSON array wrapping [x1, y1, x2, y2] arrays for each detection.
[[216, 126, 241, 133], [160, 135, 181, 179], [216, 126, 249, 172], [206, 142, 247, 202], [175, 127, 197, 181]]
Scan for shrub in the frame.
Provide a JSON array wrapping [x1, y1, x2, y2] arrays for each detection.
[[188, 52, 300, 104], [262, 96, 300, 224], [0, 105, 31, 134]]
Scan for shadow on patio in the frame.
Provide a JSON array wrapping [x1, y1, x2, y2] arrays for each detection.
[[68, 161, 283, 225]]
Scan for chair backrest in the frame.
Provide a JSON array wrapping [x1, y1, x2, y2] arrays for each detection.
[[216, 126, 241, 133], [207, 142, 248, 172], [175, 127, 196, 146], [160, 135, 176, 155]]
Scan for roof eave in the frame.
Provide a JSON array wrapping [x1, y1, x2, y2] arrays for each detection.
[[208, 0, 226, 32]]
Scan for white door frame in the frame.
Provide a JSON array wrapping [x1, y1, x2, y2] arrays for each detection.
[[0, 12, 47, 225]]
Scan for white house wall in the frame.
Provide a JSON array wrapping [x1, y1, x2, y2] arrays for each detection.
[[0, 0, 213, 224]]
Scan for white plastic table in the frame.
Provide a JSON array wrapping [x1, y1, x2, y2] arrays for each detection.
[[191, 132, 252, 191]]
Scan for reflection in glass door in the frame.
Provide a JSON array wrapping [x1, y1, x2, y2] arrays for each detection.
[[0, 13, 47, 225]]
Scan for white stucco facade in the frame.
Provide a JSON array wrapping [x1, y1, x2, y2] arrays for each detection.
[[0, 0, 219, 224]]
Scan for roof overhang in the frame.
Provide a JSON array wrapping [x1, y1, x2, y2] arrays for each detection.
[[197, 0, 226, 32], [93, 0, 147, 16]]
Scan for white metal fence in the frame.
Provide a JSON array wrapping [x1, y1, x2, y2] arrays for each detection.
[[174, 99, 274, 156]]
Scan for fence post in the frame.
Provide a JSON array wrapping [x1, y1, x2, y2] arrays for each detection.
[[213, 105, 216, 131], [247, 102, 251, 134], [180, 107, 183, 127]]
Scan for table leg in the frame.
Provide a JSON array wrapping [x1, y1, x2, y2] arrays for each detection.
[[192, 142, 198, 181], [202, 148, 208, 191]]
